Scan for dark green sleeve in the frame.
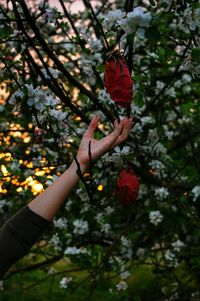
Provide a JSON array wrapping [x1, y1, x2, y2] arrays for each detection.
[[0, 206, 50, 278]]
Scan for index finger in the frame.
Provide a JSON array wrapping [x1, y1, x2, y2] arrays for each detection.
[[84, 115, 100, 138]]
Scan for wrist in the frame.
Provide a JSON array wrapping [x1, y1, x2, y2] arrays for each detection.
[[72, 158, 88, 175]]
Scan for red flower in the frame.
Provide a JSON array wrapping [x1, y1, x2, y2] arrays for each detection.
[[117, 168, 139, 207], [104, 51, 134, 108]]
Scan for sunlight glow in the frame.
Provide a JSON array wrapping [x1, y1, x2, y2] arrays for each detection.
[[97, 184, 104, 191], [32, 183, 43, 194], [1, 165, 9, 176]]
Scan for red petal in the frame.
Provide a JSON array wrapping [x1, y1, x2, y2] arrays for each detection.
[[104, 56, 134, 107], [117, 169, 139, 206]]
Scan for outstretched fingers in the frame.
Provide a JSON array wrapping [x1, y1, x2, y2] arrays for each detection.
[[84, 115, 100, 138], [113, 118, 133, 147], [102, 118, 132, 150]]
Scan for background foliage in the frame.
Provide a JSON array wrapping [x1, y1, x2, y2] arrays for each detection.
[[0, 0, 200, 300]]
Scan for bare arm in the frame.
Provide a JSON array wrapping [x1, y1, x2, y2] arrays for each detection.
[[0, 116, 132, 277], [28, 116, 133, 221]]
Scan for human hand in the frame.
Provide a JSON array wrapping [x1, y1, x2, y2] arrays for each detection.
[[76, 115, 133, 169]]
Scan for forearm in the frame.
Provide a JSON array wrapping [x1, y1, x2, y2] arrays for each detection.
[[28, 160, 87, 221], [27, 116, 132, 221]]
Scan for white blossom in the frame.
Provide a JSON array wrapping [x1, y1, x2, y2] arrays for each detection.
[[93, 52, 103, 65], [101, 10, 125, 30], [105, 206, 114, 215], [165, 250, 178, 267], [106, 152, 123, 165], [165, 87, 176, 98], [64, 246, 87, 255], [178, 115, 191, 125], [76, 188, 89, 202], [163, 125, 174, 140], [147, 51, 159, 60], [128, 6, 151, 28], [9, 85, 64, 117], [191, 186, 200, 202], [60, 276, 72, 289], [165, 249, 179, 267], [132, 122, 142, 133], [44, 7, 58, 24], [183, 7, 200, 31], [149, 160, 166, 178], [65, 199, 73, 211], [149, 210, 163, 226], [152, 142, 167, 155], [0, 13, 6, 20], [33, 112, 47, 125], [0, 280, 4, 291], [48, 267, 56, 275], [116, 280, 128, 291], [80, 204, 90, 214], [183, 85, 191, 94], [0, 200, 8, 213], [73, 219, 89, 235], [114, 145, 131, 155], [140, 116, 154, 127], [9, 159, 20, 172], [100, 223, 111, 234], [182, 73, 192, 83], [49, 233, 62, 251], [155, 80, 165, 94], [131, 103, 143, 115], [120, 269, 130, 280], [46, 95, 60, 106], [154, 187, 169, 200], [98, 89, 113, 105], [121, 236, 133, 259], [89, 38, 103, 52], [41, 67, 59, 79], [174, 79, 182, 88], [95, 212, 103, 224], [95, 213, 112, 234], [119, 6, 151, 36], [62, 42, 76, 52], [9, 90, 23, 105], [49, 109, 67, 120], [53, 218, 68, 230], [171, 240, 185, 252], [181, 58, 200, 78], [138, 184, 148, 199], [136, 248, 145, 257]]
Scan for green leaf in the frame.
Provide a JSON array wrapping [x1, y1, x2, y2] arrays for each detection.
[[158, 46, 165, 57], [96, 64, 104, 73], [145, 26, 161, 43], [0, 27, 12, 40], [191, 48, 200, 63], [133, 74, 143, 82]]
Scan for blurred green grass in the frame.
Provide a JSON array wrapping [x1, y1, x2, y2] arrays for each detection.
[[1, 261, 162, 301]]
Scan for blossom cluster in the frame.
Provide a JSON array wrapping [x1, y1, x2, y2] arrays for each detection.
[[1, 0, 200, 298], [149, 210, 163, 226], [100, 6, 152, 38]]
